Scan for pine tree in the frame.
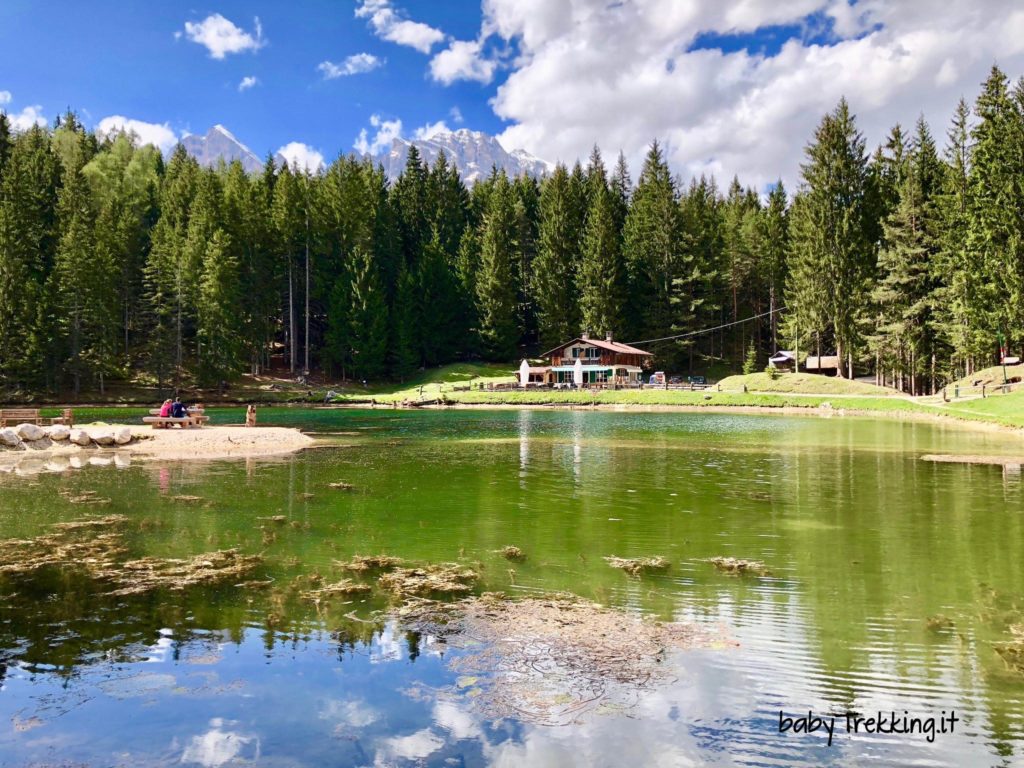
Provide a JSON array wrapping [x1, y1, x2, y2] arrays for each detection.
[[389, 263, 419, 380], [51, 166, 111, 394], [271, 163, 306, 372], [0, 126, 60, 387], [197, 229, 243, 385], [534, 165, 581, 347], [869, 117, 941, 394], [933, 98, 976, 375], [475, 172, 519, 360], [964, 67, 1024, 360], [578, 175, 624, 337], [347, 248, 388, 380], [623, 141, 689, 366], [680, 175, 724, 365], [760, 182, 789, 351], [144, 145, 198, 385], [512, 174, 540, 344], [784, 99, 873, 377], [393, 145, 429, 269]]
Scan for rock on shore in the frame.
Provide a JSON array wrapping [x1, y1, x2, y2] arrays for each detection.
[[0, 424, 138, 453]]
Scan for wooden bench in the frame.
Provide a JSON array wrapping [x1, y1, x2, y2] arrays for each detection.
[[0, 408, 43, 427], [143, 408, 209, 429]]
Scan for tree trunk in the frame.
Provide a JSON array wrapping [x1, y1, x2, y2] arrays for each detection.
[[304, 214, 311, 376], [288, 260, 296, 373]]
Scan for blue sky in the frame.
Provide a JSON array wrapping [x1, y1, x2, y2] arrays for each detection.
[[0, 1, 510, 163], [2, 1, 1022, 187]]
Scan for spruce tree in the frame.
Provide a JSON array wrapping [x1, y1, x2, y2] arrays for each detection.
[[534, 165, 581, 347], [347, 248, 388, 380], [389, 263, 419, 380], [870, 117, 941, 394], [760, 182, 789, 351], [965, 67, 1024, 359], [623, 141, 689, 366], [197, 229, 243, 385], [475, 172, 519, 360], [0, 125, 59, 387], [578, 176, 624, 337], [933, 98, 976, 375], [784, 99, 873, 377]]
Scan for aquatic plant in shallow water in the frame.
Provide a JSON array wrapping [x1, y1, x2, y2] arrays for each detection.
[[396, 593, 733, 726]]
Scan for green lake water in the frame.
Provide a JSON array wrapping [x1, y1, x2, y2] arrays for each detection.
[[1, 408, 1024, 767]]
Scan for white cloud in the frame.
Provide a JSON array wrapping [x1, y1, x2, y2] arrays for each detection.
[[276, 141, 325, 171], [318, 53, 384, 79], [354, 114, 403, 155], [355, 0, 445, 54], [449, 105, 464, 124], [97, 115, 178, 153], [469, 0, 1024, 191], [238, 76, 259, 92], [430, 39, 497, 84], [413, 120, 450, 140], [183, 13, 265, 59], [0, 90, 11, 105], [9, 105, 47, 131]]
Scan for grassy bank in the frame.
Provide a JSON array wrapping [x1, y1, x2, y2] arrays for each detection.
[[716, 371, 899, 396], [12, 361, 1024, 432]]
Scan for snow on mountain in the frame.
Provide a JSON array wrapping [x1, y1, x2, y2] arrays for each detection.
[[181, 125, 263, 174], [377, 129, 552, 184], [178, 125, 551, 183]]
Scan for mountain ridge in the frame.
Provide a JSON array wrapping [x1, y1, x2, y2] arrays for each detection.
[[177, 125, 551, 183]]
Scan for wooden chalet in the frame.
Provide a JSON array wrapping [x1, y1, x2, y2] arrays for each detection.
[[768, 350, 797, 372], [804, 355, 840, 376], [521, 333, 652, 387]]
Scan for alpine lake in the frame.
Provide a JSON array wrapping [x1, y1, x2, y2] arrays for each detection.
[[1, 407, 1024, 767]]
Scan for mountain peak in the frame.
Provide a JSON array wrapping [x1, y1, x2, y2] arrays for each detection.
[[377, 130, 550, 184], [181, 124, 262, 174]]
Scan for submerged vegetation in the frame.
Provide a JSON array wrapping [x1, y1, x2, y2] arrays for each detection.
[[706, 557, 772, 576], [397, 594, 729, 725], [604, 555, 671, 576], [0, 514, 261, 595]]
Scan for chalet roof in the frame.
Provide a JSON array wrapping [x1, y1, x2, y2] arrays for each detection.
[[805, 355, 840, 369], [541, 337, 653, 358], [769, 350, 796, 362]]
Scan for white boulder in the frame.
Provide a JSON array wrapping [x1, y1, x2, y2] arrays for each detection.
[[0, 428, 20, 447], [114, 454, 132, 469], [90, 429, 116, 446], [88, 456, 113, 467], [24, 438, 52, 451], [48, 424, 71, 441], [70, 428, 92, 446], [68, 456, 85, 469], [15, 423, 44, 441], [114, 427, 133, 445]]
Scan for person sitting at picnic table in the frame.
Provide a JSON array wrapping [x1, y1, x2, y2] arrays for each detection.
[[159, 399, 173, 418], [171, 399, 187, 419]]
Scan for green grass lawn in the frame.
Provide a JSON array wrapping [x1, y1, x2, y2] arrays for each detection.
[[717, 371, 900, 396]]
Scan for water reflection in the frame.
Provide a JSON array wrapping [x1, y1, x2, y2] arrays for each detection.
[[0, 410, 1023, 766]]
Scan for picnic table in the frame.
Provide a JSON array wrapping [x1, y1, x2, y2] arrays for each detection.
[[142, 407, 209, 429], [0, 408, 73, 427]]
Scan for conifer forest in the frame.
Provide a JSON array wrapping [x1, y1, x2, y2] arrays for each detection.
[[2, 66, 1023, 397]]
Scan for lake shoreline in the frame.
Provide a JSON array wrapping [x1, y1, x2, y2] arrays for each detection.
[[0, 425, 314, 462], [314, 399, 1024, 435]]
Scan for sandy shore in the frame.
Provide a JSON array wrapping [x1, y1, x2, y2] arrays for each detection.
[[126, 425, 315, 460]]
